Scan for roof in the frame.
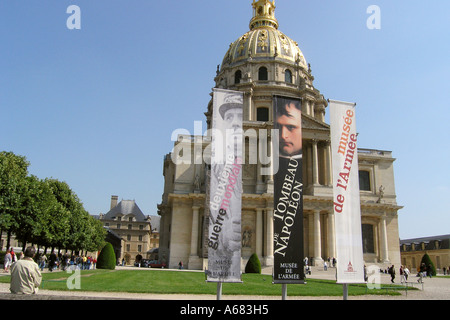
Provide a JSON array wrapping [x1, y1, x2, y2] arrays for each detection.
[[102, 200, 148, 222], [400, 234, 450, 244], [149, 215, 160, 232], [400, 234, 450, 251]]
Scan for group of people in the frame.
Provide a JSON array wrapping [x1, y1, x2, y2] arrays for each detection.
[[386, 264, 411, 284], [38, 252, 97, 272], [3, 246, 100, 295], [386, 263, 442, 284]]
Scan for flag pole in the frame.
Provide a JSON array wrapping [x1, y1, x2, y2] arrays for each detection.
[[217, 282, 222, 300], [343, 283, 348, 300], [282, 283, 287, 300]]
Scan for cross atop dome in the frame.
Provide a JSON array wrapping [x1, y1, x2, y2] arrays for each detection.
[[250, 0, 279, 30]]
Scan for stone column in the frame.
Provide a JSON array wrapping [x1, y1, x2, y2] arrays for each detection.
[[327, 211, 336, 259], [325, 141, 333, 186], [310, 99, 315, 118], [256, 208, 263, 258], [266, 136, 274, 193], [190, 206, 200, 257], [188, 205, 203, 269], [312, 139, 320, 186], [265, 208, 274, 266], [379, 214, 389, 263], [313, 210, 323, 265]]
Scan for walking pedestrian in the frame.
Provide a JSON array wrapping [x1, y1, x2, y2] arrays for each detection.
[[38, 253, 47, 271], [389, 265, 396, 283], [3, 250, 12, 272]]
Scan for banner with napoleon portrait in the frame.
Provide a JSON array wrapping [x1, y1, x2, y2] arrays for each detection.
[[272, 96, 305, 284]]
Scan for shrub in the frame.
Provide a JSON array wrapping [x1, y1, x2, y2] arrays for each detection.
[[96, 242, 116, 270], [245, 253, 261, 274], [421, 253, 436, 276]]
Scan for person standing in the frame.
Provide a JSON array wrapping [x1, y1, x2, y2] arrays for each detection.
[[10, 248, 16, 263], [3, 250, 12, 272], [38, 253, 47, 271], [399, 265, 404, 284], [48, 251, 57, 271], [404, 266, 410, 282], [10, 247, 42, 294]]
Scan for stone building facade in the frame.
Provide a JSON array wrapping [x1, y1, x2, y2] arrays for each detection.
[[99, 195, 152, 264], [157, 0, 403, 270], [400, 234, 450, 273]]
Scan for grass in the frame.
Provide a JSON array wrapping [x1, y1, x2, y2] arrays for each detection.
[[0, 269, 408, 297]]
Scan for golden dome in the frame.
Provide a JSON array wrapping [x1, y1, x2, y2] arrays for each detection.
[[221, 0, 307, 69]]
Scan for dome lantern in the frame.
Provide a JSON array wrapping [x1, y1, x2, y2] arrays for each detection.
[[250, 0, 278, 30]]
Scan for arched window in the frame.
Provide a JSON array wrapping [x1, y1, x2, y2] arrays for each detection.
[[257, 107, 269, 121], [234, 70, 242, 84], [285, 69, 292, 83], [258, 67, 268, 81]]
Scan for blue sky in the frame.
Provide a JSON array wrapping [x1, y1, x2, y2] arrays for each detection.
[[1, 1, 449, 239]]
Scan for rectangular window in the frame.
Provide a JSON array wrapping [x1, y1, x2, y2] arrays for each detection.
[[359, 170, 371, 191], [362, 224, 375, 253]]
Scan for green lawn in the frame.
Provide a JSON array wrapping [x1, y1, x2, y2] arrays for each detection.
[[0, 269, 406, 297]]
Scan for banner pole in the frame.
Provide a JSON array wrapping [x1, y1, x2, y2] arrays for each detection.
[[281, 284, 287, 300], [217, 282, 222, 300], [343, 283, 348, 300]]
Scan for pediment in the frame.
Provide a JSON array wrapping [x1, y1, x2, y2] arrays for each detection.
[[302, 114, 330, 131]]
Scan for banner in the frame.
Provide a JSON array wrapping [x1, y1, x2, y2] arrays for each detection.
[[329, 99, 365, 284], [207, 88, 243, 283], [272, 96, 305, 284]]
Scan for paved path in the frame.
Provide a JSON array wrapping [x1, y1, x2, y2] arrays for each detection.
[[0, 266, 448, 300]]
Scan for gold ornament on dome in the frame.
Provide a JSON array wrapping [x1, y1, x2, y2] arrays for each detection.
[[257, 30, 268, 52], [237, 33, 249, 56], [279, 34, 290, 55]]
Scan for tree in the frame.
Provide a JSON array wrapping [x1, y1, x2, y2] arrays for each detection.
[[421, 253, 436, 276], [0, 151, 30, 249], [0, 151, 106, 254], [97, 242, 116, 270], [12, 175, 53, 250], [245, 253, 261, 274], [83, 215, 106, 253]]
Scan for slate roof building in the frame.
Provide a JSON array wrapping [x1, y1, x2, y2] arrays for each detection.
[[99, 195, 152, 264], [400, 234, 450, 272]]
